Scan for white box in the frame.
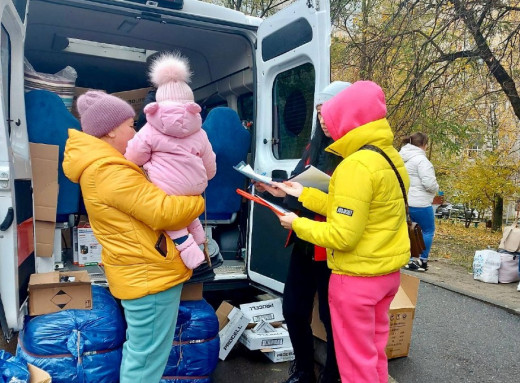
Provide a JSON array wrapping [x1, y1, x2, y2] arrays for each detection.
[[77, 222, 102, 266], [239, 328, 292, 350], [72, 227, 79, 264], [262, 346, 295, 363], [239, 298, 284, 324], [216, 301, 249, 360], [252, 319, 276, 333]]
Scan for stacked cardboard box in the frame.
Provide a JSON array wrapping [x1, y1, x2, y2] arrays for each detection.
[[216, 298, 294, 363]]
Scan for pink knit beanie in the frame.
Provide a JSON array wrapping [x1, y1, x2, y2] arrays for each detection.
[[321, 80, 387, 141], [77, 91, 135, 138], [149, 53, 194, 103]]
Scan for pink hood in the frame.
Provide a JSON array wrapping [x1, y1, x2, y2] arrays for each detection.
[[145, 101, 202, 138], [124, 100, 216, 196], [321, 81, 387, 141]]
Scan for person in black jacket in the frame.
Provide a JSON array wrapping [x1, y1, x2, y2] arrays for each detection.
[[257, 81, 350, 383]]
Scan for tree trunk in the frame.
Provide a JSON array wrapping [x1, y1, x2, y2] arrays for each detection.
[[492, 194, 503, 232]]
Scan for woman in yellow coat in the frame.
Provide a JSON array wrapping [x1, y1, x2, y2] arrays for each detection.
[[63, 91, 204, 383], [274, 81, 410, 383]]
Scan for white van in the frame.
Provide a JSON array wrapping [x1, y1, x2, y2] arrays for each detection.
[[0, 0, 331, 337]]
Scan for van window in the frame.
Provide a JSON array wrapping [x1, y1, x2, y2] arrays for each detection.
[[272, 63, 315, 160], [238, 92, 253, 125], [13, 1, 28, 23], [1, 25, 11, 137]]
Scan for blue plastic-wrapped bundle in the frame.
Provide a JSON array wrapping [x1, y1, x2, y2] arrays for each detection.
[[160, 299, 220, 382], [16, 285, 125, 383], [0, 350, 30, 383]]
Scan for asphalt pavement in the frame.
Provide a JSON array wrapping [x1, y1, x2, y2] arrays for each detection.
[[388, 282, 520, 383]]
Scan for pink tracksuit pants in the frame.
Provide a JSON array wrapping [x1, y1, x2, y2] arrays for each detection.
[[328, 271, 400, 383]]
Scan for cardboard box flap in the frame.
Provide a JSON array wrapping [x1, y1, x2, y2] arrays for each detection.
[[29, 271, 91, 289], [34, 221, 56, 258], [216, 301, 234, 331], [400, 273, 420, 306], [30, 143, 59, 223], [28, 363, 52, 383], [389, 286, 414, 310]]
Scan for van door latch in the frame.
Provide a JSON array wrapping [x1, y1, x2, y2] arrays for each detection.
[[7, 118, 21, 126], [0, 168, 9, 189]]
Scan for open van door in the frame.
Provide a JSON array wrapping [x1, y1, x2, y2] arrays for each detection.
[[248, 0, 331, 293], [0, 0, 32, 336]]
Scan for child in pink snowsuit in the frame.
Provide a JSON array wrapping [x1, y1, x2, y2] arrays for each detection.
[[125, 53, 216, 269]]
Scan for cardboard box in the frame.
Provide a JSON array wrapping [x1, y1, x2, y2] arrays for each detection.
[[181, 283, 203, 301], [30, 143, 59, 258], [216, 301, 249, 360], [77, 222, 102, 266], [310, 293, 327, 342], [386, 273, 419, 359], [239, 298, 284, 324], [28, 271, 93, 316], [28, 363, 52, 383], [252, 319, 276, 334], [111, 87, 153, 117], [239, 327, 292, 351], [310, 273, 420, 360], [262, 346, 295, 363]]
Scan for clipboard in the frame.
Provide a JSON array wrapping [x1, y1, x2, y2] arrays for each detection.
[[236, 189, 290, 216], [233, 161, 273, 184]]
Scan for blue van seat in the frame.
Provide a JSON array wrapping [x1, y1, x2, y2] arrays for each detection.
[[202, 107, 250, 222], [25, 90, 81, 222]]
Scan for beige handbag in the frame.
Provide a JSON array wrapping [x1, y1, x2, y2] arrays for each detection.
[[499, 212, 520, 253]]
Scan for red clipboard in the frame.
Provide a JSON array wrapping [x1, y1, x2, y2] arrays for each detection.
[[236, 189, 288, 216]]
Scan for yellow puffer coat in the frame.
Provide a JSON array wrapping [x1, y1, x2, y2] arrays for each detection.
[[63, 129, 205, 299], [292, 119, 411, 276]]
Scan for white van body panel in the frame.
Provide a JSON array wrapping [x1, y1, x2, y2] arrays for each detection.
[[0, 0, 30, 332], [248, 0, 331, 293], [0, 0, 331, 331]]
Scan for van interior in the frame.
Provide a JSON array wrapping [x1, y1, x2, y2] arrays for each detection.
[[24, 0, 260, 283]]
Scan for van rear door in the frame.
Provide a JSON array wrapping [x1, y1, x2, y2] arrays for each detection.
[[248, 0, 331, 293], [0, 0, 32, 335]]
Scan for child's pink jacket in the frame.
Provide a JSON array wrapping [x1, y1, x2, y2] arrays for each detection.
[[125, 101, 216, 196]]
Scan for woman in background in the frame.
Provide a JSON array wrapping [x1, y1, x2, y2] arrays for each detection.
[[399, 132, 439, 272]]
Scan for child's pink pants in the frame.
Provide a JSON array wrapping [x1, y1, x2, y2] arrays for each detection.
[[328, 271, 400, 383]]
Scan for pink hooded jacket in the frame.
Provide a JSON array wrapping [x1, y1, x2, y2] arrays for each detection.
[[125, 101, 216, 196]]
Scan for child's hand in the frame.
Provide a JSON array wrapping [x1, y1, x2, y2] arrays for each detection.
[[255, 182, 287, 197], [278, 212, 299, 230], [271, 181, 304, 198]]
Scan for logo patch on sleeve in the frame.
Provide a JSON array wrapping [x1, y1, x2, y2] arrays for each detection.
[[337, 207, 354, 216]]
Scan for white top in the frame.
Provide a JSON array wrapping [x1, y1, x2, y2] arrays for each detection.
[[399, 143, 439, 207]]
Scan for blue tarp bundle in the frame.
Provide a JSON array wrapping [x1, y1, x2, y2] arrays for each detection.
[[160, 299, 220, 382], [0, 350, 29, 383], [16, 285, 125, 383]]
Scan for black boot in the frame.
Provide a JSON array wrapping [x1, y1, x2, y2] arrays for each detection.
[[283, 361, 317, 383], [318, 368, 341, 383]]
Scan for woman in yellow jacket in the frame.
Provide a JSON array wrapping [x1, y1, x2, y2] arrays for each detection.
[[274, 81, 410, 383], [63, 91, 204, 383]]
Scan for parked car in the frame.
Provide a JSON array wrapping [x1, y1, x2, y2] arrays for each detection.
[[436, 203, 477, 219]]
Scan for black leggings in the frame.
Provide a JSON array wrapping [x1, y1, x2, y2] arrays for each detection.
[[282, 240, 338, 376]]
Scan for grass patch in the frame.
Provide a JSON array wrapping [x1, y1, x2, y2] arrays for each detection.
[[430, 219, 502, 272]]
